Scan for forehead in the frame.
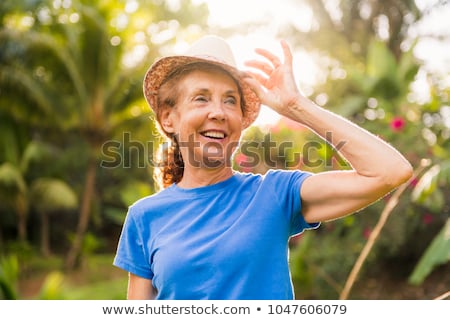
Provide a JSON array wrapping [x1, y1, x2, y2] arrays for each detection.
[[178, 69, 240, 92]]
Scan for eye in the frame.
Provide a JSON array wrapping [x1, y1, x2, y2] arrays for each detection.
[[194, 95, 208, 102], [225, 96, 237, 105]]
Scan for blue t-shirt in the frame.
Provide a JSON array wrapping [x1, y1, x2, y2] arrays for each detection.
[[113, 169, 319, 299]]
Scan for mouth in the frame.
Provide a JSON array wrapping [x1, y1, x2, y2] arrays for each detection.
[[200, 130, 227, 140]]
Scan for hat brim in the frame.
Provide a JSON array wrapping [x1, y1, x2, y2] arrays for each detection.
[[143, 55, 261, 129]]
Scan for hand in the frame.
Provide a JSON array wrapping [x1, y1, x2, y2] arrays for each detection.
[[244, 40, 303, 116]]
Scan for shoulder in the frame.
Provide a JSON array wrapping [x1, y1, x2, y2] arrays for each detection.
[[233, 169, 312, 193], [234, 169, 312, 184], [127, 186, 176, 217], [262, 169, 313, 184]]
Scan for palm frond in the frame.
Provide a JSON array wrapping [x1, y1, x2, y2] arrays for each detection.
[[0, 162, 26, 194], [0, 162, 27, 209], [0, 28, 87, 104], [0, 64, 54, 116], [20, 140, 55, 173], [30, 178, 78, 213]]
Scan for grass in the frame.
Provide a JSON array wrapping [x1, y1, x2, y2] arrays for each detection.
[[65, 277, 127, 300], [18, 254, 128, 300], [16, 252, 450, 300]]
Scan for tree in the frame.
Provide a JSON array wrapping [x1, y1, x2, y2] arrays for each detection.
[[0, 140, 78, 254], [30, 178, 78, 256], [265, 0, 449, 298], [0, 0, 209, 269], [293, 1, 450, 290]]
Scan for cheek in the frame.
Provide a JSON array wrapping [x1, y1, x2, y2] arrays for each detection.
[[173, 114, 200, 138]]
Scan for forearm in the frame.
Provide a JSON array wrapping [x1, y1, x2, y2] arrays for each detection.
[[285, 95, 413, 185]]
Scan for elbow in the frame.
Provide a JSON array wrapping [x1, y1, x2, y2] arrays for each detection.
[[385, 161, 414, 189], [397, 161, 414, 185]]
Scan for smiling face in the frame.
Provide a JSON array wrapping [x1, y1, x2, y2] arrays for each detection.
[[159, 66, 244, 171]]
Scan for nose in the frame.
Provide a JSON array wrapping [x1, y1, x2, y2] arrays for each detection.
[[208, 100, 226, 121]]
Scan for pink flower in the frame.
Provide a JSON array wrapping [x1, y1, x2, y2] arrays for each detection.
[[363, 228, 372, 240], [290, 233, 303, 244], [270, 122, 282, 133], [422, 213, 433, 225], [281, 117, 307, 131], [235, 153, 252, 172], [409, 178, 418, 188], [383, 193, 392, 203], [390, 116, 406, 132]]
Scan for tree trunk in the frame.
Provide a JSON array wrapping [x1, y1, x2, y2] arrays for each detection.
[[40, 211, 51, 257], [65, 157, 97, 270], [16, 198, 28, 243]]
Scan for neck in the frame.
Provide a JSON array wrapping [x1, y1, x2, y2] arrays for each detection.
[[177, 166, 234, 189]]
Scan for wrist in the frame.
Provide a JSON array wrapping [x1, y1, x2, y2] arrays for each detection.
[[280, 94, 317, 123]]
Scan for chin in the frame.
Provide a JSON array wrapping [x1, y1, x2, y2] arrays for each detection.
[[200, 155, 232, 170]]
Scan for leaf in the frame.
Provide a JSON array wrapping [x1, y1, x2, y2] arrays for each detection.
[[334, 95, 366, 117], [397, 38, 420, 85], [0, 255, 19, 300], [38, 271, 65, 300], [411, 164, 440, 203], [20, 140, 54, 173], [367, 40, 397, 80], [30, 178, 78, 213], [120, 181, 153, 207], [0, 162, 27, 198], [420, 189, 445, 213], [411, 161, 450, 212], [0, 122, 21, 165], [408, 218, 450, 285], [104, 206, 127, 225]]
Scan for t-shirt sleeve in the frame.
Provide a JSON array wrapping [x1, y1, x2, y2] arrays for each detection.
[[266, 169, 320, 236], [113, 206, 154, 279]]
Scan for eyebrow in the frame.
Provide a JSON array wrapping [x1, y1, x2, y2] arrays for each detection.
[[224, 89, 239, 96], [191, 88, 239, 96]]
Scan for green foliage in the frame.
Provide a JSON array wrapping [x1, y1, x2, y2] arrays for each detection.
[[30, 178, 78, 213], [290, 219, 369, 299], [269, 0, 449, 296], [1, 0, 210, 268], [0, 255, 19, 299], [1, 0, 448, 298], [412, 164, 444, 212], [0, 163, 27, 200], [408, 218, 450, 285], [408, 161, 450, 284], [65, 277, 127, 300], [290, 233, 315, 298], [119, 181, 153, 207], [38, 271, 66, 300]]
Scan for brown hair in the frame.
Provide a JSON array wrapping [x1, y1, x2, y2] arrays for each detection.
[[153, 62, 244, 189]]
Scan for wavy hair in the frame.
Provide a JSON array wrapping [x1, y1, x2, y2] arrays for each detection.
[[152, 62, 244, 189]]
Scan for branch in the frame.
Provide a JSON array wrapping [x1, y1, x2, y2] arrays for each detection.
[[339, 158, 431, 300]]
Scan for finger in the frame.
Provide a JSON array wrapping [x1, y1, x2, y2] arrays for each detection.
[[244, 60, 274, 76], [244, 70, 268, 86], [280, 39, 293, 64], [254, 48, 282, 68], [243, 75, 267, 99]]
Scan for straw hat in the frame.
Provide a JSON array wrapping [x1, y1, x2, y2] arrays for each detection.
[[143, 35, 261, 129]]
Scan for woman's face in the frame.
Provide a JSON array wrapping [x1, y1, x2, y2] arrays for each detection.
[[162, 69, 244, 169]]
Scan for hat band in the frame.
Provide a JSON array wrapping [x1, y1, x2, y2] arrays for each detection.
[[192, 54, 233, 66]]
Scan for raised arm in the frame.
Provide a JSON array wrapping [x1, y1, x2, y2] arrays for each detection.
[[244, 40, 413, 223]]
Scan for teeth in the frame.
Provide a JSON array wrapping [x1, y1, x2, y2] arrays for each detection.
[[202, 131, 225, 139]]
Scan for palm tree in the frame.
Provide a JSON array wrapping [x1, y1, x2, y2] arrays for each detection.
[[0, 0, 208, 269], [30, 178, 78, 256], [0, 141, 78, 251]]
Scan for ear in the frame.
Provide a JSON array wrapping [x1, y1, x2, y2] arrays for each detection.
[[159, 108, 176, 134]]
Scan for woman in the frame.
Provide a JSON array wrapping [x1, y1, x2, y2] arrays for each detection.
[[113, 35, 413, 299]]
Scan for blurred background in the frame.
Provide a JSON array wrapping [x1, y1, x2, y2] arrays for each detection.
[[0, 0, 449, 300]]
